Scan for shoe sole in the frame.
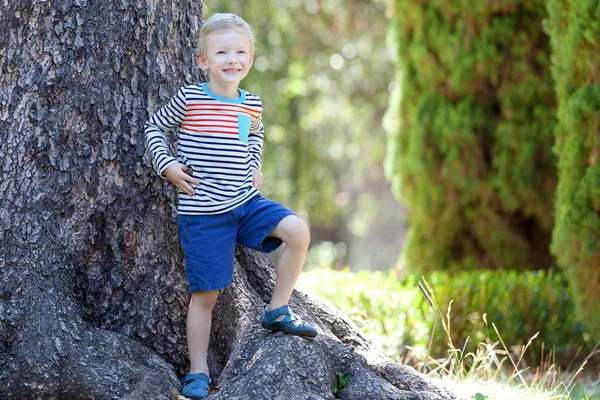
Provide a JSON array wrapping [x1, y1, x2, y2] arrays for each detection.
[[181, 394, 205, 400], [262, 321, 318, 338], [181, 392, 207, 400], [181, 393, 207, 400]]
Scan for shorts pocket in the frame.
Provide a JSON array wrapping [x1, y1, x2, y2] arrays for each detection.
[[237, 113, 251, 144]]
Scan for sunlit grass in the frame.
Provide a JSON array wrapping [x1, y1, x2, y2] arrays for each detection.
[[418, 333, 600, 400]]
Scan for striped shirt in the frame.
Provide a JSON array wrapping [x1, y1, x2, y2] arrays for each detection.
[[144, 82, 264, 215]]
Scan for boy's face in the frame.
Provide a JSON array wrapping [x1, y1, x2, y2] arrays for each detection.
[[197, 29, 254, 93]]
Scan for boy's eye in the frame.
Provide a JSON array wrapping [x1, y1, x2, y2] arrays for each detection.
[[238, 51, 246, 54], [217, 51, 226, 54]]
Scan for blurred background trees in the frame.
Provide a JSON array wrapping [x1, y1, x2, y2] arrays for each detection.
[[546, 0, 600, 340], [385, 0, 557, 274], [383, 0, 598, 349]]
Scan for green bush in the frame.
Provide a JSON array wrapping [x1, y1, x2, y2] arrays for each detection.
[[299, 268, 590, 364], [545, 0, 600, 341], [427, 270, 587, 360], [385, 0, 557, 273]]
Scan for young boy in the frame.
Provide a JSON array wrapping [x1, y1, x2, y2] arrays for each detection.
[[144, 13, 317, 400]]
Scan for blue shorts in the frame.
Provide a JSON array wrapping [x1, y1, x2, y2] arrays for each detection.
[[177, 194, 295, 292]]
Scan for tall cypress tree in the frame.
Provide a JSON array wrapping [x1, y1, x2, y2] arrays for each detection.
[[546, 0, 600, 339], [386, 1, 557, 273]]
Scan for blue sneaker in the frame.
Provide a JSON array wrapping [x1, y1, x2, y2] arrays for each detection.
[[262, 305, 317, 338], [181, 373, 210, 400]]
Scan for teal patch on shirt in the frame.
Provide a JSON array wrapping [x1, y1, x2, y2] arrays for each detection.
[[238, 114, 251, 144]]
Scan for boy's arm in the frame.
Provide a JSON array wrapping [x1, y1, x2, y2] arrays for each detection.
[[144, 87, 187, 176], [248, 115, 264, 172]]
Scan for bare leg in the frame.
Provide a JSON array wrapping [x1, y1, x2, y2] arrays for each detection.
[[267, 215, 310, 311], [187, 290, 219, 375]]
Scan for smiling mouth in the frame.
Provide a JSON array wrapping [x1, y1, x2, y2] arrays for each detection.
[[223, 69, 241, 73]]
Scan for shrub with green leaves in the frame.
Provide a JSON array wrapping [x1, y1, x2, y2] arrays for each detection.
[[385, 0, 557, 273], [426, 270, 588, 359], [545, 0, 600, 342], [299, 268, 590, 364]]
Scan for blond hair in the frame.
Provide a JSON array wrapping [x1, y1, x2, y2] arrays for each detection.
[[198, 13, 255, 57]]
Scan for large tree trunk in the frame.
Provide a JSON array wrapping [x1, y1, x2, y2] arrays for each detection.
[[0, 1, 455, 399]]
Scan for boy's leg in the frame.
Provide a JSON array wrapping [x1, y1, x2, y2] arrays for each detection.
[[235, 196, 316, 336], [187, 290, 219, 375], [267, 215, 310, 311]]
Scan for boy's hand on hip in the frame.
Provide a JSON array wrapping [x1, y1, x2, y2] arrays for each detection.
[[163, 163, 200, 196], [252, 169, 263, 190]]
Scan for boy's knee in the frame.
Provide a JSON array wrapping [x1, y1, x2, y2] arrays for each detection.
[[190, 290, 219, 310], [283, 216, 310, 249]]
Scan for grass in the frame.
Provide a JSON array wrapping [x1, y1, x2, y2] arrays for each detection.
[[298, 268, 600, 400], [417, 277, 600, 400], [422, 330, 600, 400]]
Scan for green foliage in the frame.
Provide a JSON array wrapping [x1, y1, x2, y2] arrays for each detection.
[[426, 269, 587, 359], [299, 268, 590, 364], [332, 372, 352, 397], [570, 384, 600, 400], [545, 0, 600, 341], [385, 0, 557, 273]]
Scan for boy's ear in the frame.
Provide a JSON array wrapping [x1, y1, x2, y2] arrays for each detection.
[[196, 54, 208, 70], [248, 52, 255, 68]]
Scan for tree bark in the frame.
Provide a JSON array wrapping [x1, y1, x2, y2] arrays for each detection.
[[0, 1, 455, 399]]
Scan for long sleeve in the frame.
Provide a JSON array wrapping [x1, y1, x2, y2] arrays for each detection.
[[144, 87, 187, 176], [248, 115, 263, 171]]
